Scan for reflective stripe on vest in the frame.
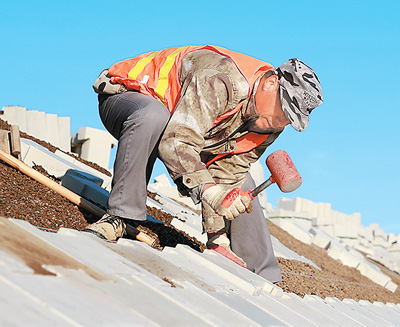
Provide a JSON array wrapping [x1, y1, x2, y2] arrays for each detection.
[[206, 133, 269, 168], [128, 51, 159, 81]]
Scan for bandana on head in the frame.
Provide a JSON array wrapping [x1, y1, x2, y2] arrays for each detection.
[[276, 59, 323, 131]]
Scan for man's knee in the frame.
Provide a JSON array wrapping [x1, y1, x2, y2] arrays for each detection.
[[144, 105, 170, 132], [122, 100, 170, 136]]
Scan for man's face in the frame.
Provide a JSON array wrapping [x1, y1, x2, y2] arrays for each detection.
[[251, 74, 290, 133]]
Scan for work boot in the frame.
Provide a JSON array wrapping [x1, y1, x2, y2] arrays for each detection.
[[83, 213, 126, 241], [206, 234, 247, 268]]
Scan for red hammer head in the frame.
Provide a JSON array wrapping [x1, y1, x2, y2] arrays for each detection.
[[266, 150, 302, 193]]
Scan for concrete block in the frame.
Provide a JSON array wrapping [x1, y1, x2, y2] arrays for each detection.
[[309, 227, 331, 250], [313, 202, 333, 226], [327, 244, 345, 261], [277, 293, 342, 326], [200, 249, 283, 296], [294, 216, 313, 230], [113, 238, 218, 292], [387, 302, 400, 313], [388, 233, 398, 245], [358, 300, 400, 325], [60, 173, 109, 208], [0, 248, 35, 274], [63, 169, 104, 186], [1, 106, 27, 131], [356, 262, 391, 288], [209, 291, 285, 326], [269, 209, 313, 231], [357, 225, 368, 240], [312, 214, 333, 227], [351, 212, 361, 225], [362, 225, 375, 242], [0, 276, 79, 327], [340, 238, 359, 248], [305, 198, 319, 217], [271, 236, 321, 270], [324, 297, 379, 326], [338, 250, 362, 268], [342, 298, 393, 326], [332, 211, 359, 239], [149, 174, 201, 212], [0, 267, 164, 326], [170, 218, 207, 244], [45, 113, 60, 148], [273, 219, 313, 244], [54, 150, 112, 190], [303, 294, 364, 326], [147, 184, 198, 218], [21, 139, 89, 179], [57, 116, 71, 152], [389, 242, 400, 253], [327, 244, 364, 269], [71, 126, 116, 169], [21, 138, 112, 194], [316, 224, 335, 236], [373, 237, 388, 248], [26, 110, 46, 141], [162, 244, 262, 296], [22, 138, 81, 178], [278, 197, 302, 212], [268, 207, 294, 219], [371, 223, 386, 238], [346, 246, 365, 260], [213, 292, 312, 327], [384, 281, 398, 293], [156, 282, 265, 326]]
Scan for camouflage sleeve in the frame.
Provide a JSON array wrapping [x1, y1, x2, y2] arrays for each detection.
[[159, 68, 232, 191]]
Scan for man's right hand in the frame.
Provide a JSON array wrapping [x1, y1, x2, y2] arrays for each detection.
[[202, 184, 253, 220]]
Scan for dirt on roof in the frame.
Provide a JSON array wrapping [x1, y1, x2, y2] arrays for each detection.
[[0, 118, 399, 304]]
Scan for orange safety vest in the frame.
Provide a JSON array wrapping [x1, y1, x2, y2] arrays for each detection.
[[109, 45, 274, 164]]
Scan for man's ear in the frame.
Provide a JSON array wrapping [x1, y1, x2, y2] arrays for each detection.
[[261, 74, 279, 92]]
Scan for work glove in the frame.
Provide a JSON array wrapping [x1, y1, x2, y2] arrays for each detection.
[[202, 185, 253, 220]]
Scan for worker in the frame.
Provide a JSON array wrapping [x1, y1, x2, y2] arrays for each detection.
[[85, 45, 323, 283]]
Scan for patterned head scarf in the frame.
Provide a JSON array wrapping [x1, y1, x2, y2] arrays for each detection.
[[276, 59, 323, 131]]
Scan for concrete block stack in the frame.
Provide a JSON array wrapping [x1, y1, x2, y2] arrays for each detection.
[[269, 196, 399, 292], [1, 106, 71, 152], [269, 197, 314, 230]]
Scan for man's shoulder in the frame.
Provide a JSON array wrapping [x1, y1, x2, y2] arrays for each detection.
[[180, 49, 249, 97]]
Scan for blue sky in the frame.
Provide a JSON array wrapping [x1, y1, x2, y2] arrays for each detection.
[[1, 1, 399, 234]]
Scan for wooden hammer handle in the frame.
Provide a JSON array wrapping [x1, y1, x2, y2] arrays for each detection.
[[0, 148, 155, 247]]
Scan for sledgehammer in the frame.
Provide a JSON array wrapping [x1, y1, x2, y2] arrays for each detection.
[[250, 150, 302, 198]]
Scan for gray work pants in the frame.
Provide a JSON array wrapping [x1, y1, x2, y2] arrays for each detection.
[[227, 173, 282, 283], [98, 91, 171, 221]]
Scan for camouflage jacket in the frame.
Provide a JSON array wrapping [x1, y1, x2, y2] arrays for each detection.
[[158, 50, 283, 203]]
